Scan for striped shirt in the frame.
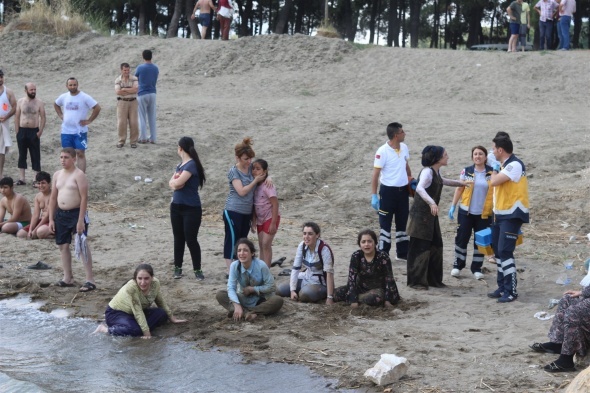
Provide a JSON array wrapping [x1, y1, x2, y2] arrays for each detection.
[[534, 0, 558, 22]]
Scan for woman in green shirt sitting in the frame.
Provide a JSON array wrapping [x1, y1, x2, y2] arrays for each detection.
[[94, 264, 186, 338]]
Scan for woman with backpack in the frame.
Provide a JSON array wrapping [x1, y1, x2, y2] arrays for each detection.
[[276, 222, 335, 305]]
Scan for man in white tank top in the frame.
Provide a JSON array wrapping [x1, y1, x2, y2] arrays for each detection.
[[0, 69, 18, 179]]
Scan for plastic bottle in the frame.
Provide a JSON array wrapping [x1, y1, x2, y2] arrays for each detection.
[[556, 260, 574, 286]]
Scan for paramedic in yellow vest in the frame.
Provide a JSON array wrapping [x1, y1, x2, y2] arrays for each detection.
[[448, 146, 494, 280], [487, 135, 529, 303]]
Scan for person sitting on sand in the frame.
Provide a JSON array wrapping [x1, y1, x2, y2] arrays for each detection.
[[277, 222, 336, 305], [529, 286, 590, 372], [17, 171, 54, 239], [216, 238, 283, 321], [94, 263, 187, 338], [333, 229, 400, 307], [0, 176, 32, 235]]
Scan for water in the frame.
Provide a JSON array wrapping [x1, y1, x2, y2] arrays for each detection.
[[0, 295, 347, 393]]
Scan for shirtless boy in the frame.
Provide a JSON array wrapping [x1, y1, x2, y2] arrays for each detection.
[[191, 0, 216, 39], [17, 171, 54, 239], [0, 176, 33, 235], [15, 83, 46, 185], [48, 148, 96, 292]]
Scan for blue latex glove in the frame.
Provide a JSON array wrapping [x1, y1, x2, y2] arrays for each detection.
[[410, 178, 417, 190], [448, 205, 456, 220], [493, 163, 501, 172], [371, 194, 379, 211]]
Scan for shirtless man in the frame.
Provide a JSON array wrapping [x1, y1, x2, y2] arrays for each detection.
[[54, 78, 101, 173], [191, 0, 216, 39], [48, 148, 96, 292], [15, 83, 46, 185], [0, 69, 17, 179], [0, 176, 33, 235], [17, 171, 54, 239]]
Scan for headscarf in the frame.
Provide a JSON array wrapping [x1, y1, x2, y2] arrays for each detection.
[[421, 145, 445, 167]]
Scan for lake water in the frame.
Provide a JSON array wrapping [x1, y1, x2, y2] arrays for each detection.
[[0, 295, 350, 393]]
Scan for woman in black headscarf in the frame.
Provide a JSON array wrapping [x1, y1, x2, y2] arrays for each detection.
[[406, 146, 467, 290]]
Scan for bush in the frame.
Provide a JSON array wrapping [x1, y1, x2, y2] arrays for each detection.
[[316, 21, 340, 39], [3, 0, 90, 38]]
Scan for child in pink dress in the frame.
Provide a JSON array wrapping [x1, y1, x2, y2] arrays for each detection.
[[251, 159, 280, 267]]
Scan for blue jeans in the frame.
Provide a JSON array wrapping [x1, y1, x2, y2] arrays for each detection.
[[138, 93, 157, 142], [558, 15, 571, 49], [538, 20, 553, 50]]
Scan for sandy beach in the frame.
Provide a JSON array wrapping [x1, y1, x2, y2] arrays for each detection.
[[1, 31, 589, 392]]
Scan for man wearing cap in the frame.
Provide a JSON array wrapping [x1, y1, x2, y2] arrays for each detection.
[[488, 135, 530, 303], [54, 78, 101, 173], [0, 69, 17, 179], [115, 63, 139, 148], [14, 83, 46, 186], [370, 122, 412, 260]]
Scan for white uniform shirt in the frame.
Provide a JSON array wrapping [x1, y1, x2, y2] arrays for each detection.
[[374, 142, 409, 187]]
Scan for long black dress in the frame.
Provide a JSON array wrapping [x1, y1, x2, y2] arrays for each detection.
[[406, 167, 444, 289]]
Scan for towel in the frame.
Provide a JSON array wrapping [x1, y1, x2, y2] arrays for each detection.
[[0, 121, 12, 154], [75, 233, 89, 264]]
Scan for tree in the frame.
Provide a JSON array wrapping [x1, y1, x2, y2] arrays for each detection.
[[408, 0, 421, 47], [166, 0, 184, 37], [275, 0, 292, 34]]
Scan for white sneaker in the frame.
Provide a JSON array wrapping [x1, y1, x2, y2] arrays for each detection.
[[474, 272, 485, 280], [451, 268, 460, 277]]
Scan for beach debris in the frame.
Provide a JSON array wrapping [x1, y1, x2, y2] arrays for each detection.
[[534, 311, 554, 321], [548, 299, 560, 309], [144, 178, 153, 183], [134, 176, 142, 181], [564, 364, 590, 393], [364, 354, 408, 386], [128, 223, 145, 230]]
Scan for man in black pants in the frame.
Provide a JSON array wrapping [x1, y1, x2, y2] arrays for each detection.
[[15, 82, 46, 185], [370, 122, 413, 260]]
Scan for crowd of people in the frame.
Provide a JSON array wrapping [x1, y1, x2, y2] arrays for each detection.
[[2, 50, 588, 375]]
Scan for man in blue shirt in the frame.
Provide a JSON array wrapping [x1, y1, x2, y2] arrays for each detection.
[[135, 50, 159, 144]]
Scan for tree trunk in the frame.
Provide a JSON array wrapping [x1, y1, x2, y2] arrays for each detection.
[[369, 0, 379, 44], [139, 2, 148, 35], [294, 0, 306, 34], [465, 1, 485, 48], [572, 10, 582, 49], [409, 0, 421, 48], [401, 0, 406, 47], [167, 0, 184, 38], [275, 0, 292, 34], [430, 0, 439, 48]]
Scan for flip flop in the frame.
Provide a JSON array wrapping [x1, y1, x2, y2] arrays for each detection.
[[27, 261, 52, 270], [55, 280, 75, 287], [543, 361, 576, 373], [79, 282, 97, 292], [529, 343, 559, 354], [271, 257, 286, 268], [278, 268, 291, 277], [15, 180, 26, 186]]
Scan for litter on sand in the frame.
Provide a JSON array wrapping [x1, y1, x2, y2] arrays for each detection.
[[534, 311, 554, 321]]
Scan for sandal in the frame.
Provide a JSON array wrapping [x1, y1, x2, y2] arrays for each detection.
[[543, 361, 576, 373], [117, 143, 124, 148], [131, 143, 138, 148], [55, 280, 75, 287], [529, 343, 559, 354], [15, 179, 26, 186], [27, 261, 52, 270], [271, 257, 286, 268], [79, 281, 97, 292]]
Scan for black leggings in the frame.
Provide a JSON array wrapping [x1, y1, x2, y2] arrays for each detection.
[[170, 203, 202, 270]]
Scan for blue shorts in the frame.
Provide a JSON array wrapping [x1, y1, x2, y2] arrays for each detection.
[[61, 133, 88, 150], [510, 22, 520, 35], [199, 13, 211, 27]]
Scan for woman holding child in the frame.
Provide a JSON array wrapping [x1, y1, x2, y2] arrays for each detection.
[[334, 229, 400, 307]]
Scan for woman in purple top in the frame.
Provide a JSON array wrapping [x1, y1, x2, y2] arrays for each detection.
[[168, 137, 206, 280]]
